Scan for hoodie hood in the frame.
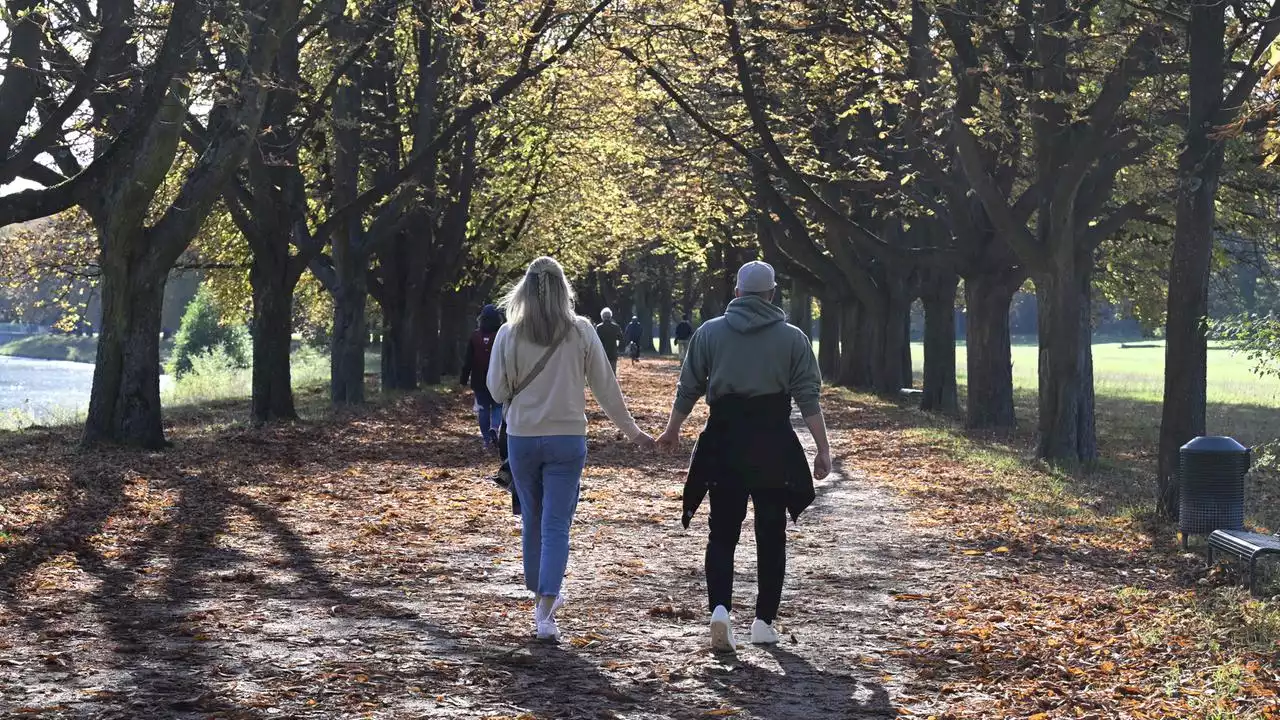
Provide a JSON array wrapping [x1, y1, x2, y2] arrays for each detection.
[[724, 295, 785, 334], [479, 304, 502, 332]]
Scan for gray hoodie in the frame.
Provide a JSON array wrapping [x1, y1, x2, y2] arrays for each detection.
[[673, 295, 822, 418]]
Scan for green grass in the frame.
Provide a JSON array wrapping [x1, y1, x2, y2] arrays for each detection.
[[0, 334, 177, 365], [909, 339, 1280, 408], [0, 345, 382, 432], [0, 335, 101, 363], [163, 346, 378, 407]]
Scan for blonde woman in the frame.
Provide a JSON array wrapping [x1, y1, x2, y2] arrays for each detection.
[[487, 257, 655, 642]]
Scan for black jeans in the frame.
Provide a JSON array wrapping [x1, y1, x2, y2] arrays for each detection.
[[705, 482, 788, 623]]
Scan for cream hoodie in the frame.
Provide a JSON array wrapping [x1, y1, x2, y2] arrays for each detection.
[[487, 317, 642, 440]]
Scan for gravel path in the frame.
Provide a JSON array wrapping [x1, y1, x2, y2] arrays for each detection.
[[0, 364, 956, 719]]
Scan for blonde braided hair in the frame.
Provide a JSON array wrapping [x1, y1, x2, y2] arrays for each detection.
[[499, 256, 577, 346]]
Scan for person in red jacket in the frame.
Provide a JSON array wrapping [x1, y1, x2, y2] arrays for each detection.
[[460, 304, 504, 449]]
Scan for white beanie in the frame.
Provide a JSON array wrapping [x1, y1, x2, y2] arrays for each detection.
[[601, 307, 613, 320]]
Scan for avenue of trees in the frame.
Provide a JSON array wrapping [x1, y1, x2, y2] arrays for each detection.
[[3, 0, 1280, 520]]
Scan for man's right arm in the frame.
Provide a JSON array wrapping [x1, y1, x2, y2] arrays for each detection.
[[659, 330, 708, 450], [791, 331, 831, 479], [804, 411, 832, 480]]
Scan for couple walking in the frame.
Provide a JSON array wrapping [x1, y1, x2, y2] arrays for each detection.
[[486, 257, 831, 650]]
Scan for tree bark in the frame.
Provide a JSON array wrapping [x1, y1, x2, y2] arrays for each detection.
[[920, 272, 959, 414], [250, 252, 303, 423], [417, 293, 442, 385], [1157, 0, 1227, 519], [329, 16, 366, 406], [439, 289, 467, 378], [1035, 267, 1097, 464], [379, 231, 426, 392], [901, 301, 914, 389], [964, 270, 1019, 429], [658, 289, 673, 355], [82, 250, 167, 448], [790, 279, 812, 336], [818, 294, 839, 379], [837, 301, 872, 389], [635, 282, 655, 353], [330, 272, 368, 405]]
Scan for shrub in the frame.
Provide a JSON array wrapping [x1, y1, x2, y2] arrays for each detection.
[[167, 347, 249, 405], [1212, 314, 1280, 468], [169, 286, 250, 378]]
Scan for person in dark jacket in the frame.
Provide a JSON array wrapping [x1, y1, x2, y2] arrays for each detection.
[[674, 314, 695, 363], [624, 316, 644, 363], [657, 260, 831, 653], [460, 304, 504, 449], [595, 308, 624, 373]]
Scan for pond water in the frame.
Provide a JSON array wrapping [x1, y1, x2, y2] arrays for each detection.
[[0, 356, 97, 423]]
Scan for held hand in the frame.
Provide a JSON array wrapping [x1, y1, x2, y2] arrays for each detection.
[[813, 448, 832, 481], [633, 432, 657, 451], [656, 429, 681, 453]]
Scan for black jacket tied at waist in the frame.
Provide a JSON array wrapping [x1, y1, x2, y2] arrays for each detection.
[[681, 393, 815, 529]]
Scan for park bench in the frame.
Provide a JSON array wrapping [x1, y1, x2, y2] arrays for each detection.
[[1207, 529, 1280, 594]]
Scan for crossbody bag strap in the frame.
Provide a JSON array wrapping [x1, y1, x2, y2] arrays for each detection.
[[507, 321, 573, 403]]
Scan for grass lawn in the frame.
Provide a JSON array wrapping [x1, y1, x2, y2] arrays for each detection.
[[0, 335, 102, 363], [0, 334, 178, 365], [907, 340, 1280, 450], [911, 339, 1280, 407]]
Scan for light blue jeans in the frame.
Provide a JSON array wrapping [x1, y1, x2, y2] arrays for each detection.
[[477, 403, 502, 440], [507, 435, 588, 597]]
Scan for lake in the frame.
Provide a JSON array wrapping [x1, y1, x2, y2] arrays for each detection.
[[0, 356, 97, 423]]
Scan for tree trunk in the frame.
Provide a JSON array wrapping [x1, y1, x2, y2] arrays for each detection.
[[329, 33, 365, 406], [681, 264, 698, 317], [380, 289, 413, 391], [1158, 0, 1226, 519], [964, 271, 1019, 429], [658, 291, 673, 355], [901, 301, 913, 389], [866, 282, 911, 397], [379, 232, 424, 392], [83, 250, 168, 448], [920, 272, 959, 414], [790, 279, 812, 336], [578, 269, 605, 321], [250, 253, 302, 423], [837, 301, 873, 389], [818, 294, 839, 379], [330, 274, 368, 405], [635, 282, 655, 353], [418, 293, 442, 385], [439, 289, 466, 378], [1035, 267, 1097, 464]]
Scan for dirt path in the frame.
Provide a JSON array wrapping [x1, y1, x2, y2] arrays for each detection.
[[0, 363, 956, 719]]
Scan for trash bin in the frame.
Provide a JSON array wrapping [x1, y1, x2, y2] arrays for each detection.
[[1179, 436, 1250, 540]]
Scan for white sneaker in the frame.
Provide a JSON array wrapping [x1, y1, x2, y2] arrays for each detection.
[[750, 618, 779, 645], [536, 615, 561, 643], [710, 605, 736, 652], [533, 594, 565, 641]]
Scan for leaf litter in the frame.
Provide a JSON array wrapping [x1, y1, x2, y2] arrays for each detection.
[[0, 361, 1274, 719]]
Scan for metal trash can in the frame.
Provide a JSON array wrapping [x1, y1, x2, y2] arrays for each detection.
[[1179, 436, 1250, 540]]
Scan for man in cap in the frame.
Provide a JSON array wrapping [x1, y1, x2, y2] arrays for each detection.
[[657, 260, 831, 652]]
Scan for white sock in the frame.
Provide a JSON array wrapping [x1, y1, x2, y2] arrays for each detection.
[[536, 594, 556, 619]]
